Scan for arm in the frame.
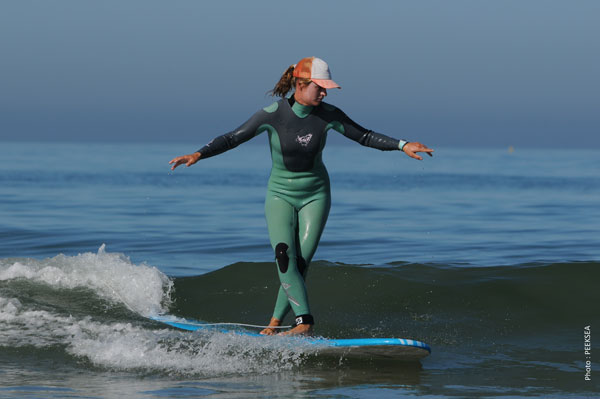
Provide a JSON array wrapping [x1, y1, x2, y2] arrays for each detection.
[[169, 108, 269, 170], [338, 113, 402, 151], [335, 111, 433, 160], [196, 108, 268, 159]]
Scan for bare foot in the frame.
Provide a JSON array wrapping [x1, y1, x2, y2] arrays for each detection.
[[280, 323, 313, 336], [260, 317, 281, 335]]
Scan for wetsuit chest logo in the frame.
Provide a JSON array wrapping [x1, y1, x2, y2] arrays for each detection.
[[295, 133, 313, 147]]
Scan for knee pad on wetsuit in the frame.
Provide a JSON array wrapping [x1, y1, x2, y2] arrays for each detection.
[[275, 243, 289, 273]]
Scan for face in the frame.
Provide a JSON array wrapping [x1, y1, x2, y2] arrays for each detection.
[[294, 81, 327, 106]]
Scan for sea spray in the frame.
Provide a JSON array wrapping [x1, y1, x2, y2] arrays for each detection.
[[0, 244, 171, 316], [0, 247, 313, 376]]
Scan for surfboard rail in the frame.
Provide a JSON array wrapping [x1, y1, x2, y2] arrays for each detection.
[[150, 315, 431, 360]]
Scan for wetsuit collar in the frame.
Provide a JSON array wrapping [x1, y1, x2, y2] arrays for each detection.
[[288, 96, 314, 118]]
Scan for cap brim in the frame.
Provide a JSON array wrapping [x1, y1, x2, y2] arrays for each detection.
[[312, 79, 341, 89]]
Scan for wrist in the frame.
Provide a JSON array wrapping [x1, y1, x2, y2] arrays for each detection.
[[398, 140, 409, 152]]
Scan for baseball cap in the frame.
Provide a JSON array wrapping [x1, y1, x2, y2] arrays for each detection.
[[293, 57, 341, 89]]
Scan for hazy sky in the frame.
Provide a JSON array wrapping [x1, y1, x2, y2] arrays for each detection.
[[1, 0, 598, 148]]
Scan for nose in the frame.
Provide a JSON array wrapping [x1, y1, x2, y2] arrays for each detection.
[[321, 88, 327, 97]]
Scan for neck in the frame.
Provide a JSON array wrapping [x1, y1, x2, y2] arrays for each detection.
[[290, 95, 314, 118]]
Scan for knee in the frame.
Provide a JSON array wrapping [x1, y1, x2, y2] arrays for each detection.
[[275, 243, 289, 273]]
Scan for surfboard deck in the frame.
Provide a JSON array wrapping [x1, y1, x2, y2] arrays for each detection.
[[150, 315, 431, 360]]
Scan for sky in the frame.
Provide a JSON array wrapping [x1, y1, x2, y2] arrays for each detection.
[[1, 0, 598, 148]]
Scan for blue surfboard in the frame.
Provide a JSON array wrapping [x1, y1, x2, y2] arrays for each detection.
[[150, 315, 431, 360]]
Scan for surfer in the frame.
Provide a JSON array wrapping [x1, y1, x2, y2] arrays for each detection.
[[169, 57, 433, 336]]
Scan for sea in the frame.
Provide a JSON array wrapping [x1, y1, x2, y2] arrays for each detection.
[[0, 140, 598, 398]]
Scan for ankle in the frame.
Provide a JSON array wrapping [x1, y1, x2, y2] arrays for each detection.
[[269, 317, 281, 326], [294, 314, 314, 327]]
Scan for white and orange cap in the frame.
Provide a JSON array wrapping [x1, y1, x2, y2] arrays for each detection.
[[293, 57, 341, 89]]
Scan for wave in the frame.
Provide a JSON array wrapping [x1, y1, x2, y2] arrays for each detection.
[[170, 260, 598, 347], [0, 244, 171, 316], [0, 247, 312, 376], [1, 246, 597, 375]]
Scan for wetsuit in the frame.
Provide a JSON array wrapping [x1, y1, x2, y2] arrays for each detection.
[[197, 97, 407, 325]]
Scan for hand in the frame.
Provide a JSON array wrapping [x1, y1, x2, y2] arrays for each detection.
[[169, 152, 201, 170], [402, 142, 434, 160]]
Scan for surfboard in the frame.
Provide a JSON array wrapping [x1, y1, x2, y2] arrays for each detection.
[[150, 315, 431, 360]]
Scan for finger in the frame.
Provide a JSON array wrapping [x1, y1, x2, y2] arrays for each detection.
[[416, 147, 434, 157], [406, 150, 423, 161], [413, 143, 433, 151], [170, 160, 184, 170]]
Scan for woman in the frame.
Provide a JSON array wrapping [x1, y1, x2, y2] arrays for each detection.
[[169, 57, 433, 336]]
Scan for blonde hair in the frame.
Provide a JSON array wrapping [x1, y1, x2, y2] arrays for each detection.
[[269, 65, 312, 97]]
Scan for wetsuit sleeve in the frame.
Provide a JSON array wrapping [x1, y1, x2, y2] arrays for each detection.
[[196, 109, 269, 159], [339, 114, 402, 151], [326, 105, 406, 151]]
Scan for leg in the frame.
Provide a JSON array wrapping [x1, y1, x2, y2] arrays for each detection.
[[263, 195, 311, 330], [277, 197, 330, 336], [267, 196, 329, 323], [268, 254, 308, 326], [296, 196, 331, 271]]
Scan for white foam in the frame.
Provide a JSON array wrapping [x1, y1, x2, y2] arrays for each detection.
[[0, 247, 314, 375], [0, 244, 171, 316], [70, 324, 312, 375], [0, 297, 21, 321], [0, 295, 312, 375]]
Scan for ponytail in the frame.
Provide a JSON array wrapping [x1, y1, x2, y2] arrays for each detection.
[[269, 64, 296, 97]]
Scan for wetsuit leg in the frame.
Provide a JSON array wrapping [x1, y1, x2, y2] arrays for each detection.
[[267, 196, 330, 321], [270, 254, 309, 321], [297, 197, 331, 269], [265, 195, 310, 320]]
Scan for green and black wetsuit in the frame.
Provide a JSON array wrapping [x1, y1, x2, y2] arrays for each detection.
[[197, 96, 407, 325]]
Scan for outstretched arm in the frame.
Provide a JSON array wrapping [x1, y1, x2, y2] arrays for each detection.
[[168, 107, 270, 171], [336, 111, 434, 160]]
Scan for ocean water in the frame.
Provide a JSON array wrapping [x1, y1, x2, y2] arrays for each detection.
[[0, 141, 598, 398]]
